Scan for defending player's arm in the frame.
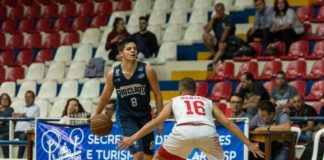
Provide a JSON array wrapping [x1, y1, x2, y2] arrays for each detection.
[[146, 64, 164, 133], [118, 101, 172, 149], [212, 105, 265, 158], [95, 69, 115, 115]]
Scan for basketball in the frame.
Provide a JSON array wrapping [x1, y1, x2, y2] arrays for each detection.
[[90, 114, 113, 136]]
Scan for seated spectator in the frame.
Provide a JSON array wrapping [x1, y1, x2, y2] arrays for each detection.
[[249, 101, 290, 160], [203, 2, 236, 66], [270, 71, 298, 112], [0, 93, 14, 135], [290, 95, 318, 144], [59, 98, 89, 125], [105, 17, 129, 61], [238, 72, 270, 116], [248, 0, 274, 50], [132, 16, 159, 59], [229, 93, 249, 118], [0, 90, 40, 159], [270, 0, 304, 50]]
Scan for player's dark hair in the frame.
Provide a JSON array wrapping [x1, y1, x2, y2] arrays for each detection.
[[276, 70, 286, 78], [139, 16, 148, 22], [118, 39, 136, 52], [257, 101, 276, 113], [62, 98, 86, 117], [179, 77, 196, 93], [243, 72, 255, 82]]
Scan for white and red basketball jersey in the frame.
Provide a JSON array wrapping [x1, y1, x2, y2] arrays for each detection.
[[171, 95, 215, 128]]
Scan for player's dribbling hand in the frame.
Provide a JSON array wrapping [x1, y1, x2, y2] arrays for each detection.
[[157, 123, 164, 135], [117, 136, 134, 149], [247, 143, 265, 158]]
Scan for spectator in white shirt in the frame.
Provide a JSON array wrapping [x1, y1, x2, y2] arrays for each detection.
[[0, 90, 39, 158]]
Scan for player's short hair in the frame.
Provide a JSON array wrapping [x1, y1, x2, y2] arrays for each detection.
[[139, 16, 148, 22], [179, 77, 196, 93], [257, 101, 275, 114], [118, 39, 136, 52]]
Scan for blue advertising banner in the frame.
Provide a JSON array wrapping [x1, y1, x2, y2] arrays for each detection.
[[36, 120, 245, 160]]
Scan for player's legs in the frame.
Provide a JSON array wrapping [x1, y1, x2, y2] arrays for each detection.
[[139, 115, 155, 159]]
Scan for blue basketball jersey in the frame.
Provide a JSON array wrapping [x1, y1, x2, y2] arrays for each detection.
[[113, 61, 151, 118]]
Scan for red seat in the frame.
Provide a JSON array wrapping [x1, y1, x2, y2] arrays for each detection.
[[78, 1, 94, 16], [208, 81, 232, 101], [35, 49, 53, 63], [25, 3, 41, 19], [305, 80, 324, 101], [2, 0, 16, 6], [259, 60, 282, 80], [213, 102, 229, 116], [6, 66, 25, 82], [0, 4, 7, 20], [36, 0, 53, 5], [60, 2, 77, 17], [296, 6, 314, 22], [7, 33, 24, 49], [18, 0, 34, 6], [195, 81, 208, 97], [55, 0, 71, 4], [285, 60, 307, 80], [207, 62, 234, 81], [281, 40, 309, 60], [0, 66, 5, 83], [35, 18, 52, 32], [306, 60, 324, 79], [44, 32, 61, 48], [96, 0, 113, 16], [72, 16, 88, 31], [15, 49, 33, 66], [8, 4, 24, 20], [62, 31, 80, 45], [17, 18, 34, 33], [53, 17, 70, 31], [250, 42, 262, 56], [24, 33, 42, 49], [0, 50, 14, 66], [308, 23, 324, 40], [0, 33, 5, 49], [43, 3, 58, 18], [115, 0, 132, 11], [258, 41, 286, 60], [289, 80, 306, 96], [311, 6, 324, 22], [263, 80, 277, 95], [306, 40, 324, 59], [1, 19, 17, 33], [236, 61, 258, 80], [313, 101, 323, 114], [90, 15, 108, 28]]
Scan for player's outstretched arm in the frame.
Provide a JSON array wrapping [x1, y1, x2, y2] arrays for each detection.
[[117, 101, 172, 149], [95, 69, 115, 115], [212, 105, 265, 158]]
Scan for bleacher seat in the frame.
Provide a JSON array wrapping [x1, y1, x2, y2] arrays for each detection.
[[209, 81, 232, 101], [60, 2, 77, 17], [72, 16, 88, 31], [53, 45, 72, 62], [207, 62, 234, 81], [148, 10, 166, 26], [78, 1, 94, 16], [65, 61, 86, 80], [73, 44, 93, 62], [24, 33, 42, 49], [94, 44, 110, 61], [233, 0, 254, 10], [0, 33, 5, 49], [0, 4, 7, 20], [81, 28, 100, 45], [152, 0, 172, 11], [17, 18, 34, 33], [263, 80, 277, 95], [35, 49, 53, 63], [285, 60, 307, 80], [16, 80, 36, 99], [25, 63, 45, 81], [313, 101, 324, 114], [250, 42, 262, 56], [43, 3, 58, 18], [193, 0, 213, 10], [45, 62, 65, 80], [0, 82, 16, 98], [57, 80, 79, 99], [35, 18, 52, 32], [296, 6, 314, 22], [25, 3, 41, 19], [289, 80, 306, 96], [169, 9, 188, 25], [182, 23, 204, 43], [306, 60, 324, 79], [214, 102, 228, 115], [1, 19, 16, 33], [162, 25, 183, 42], [8, 4, 24, 20], [79, 98, 93, 113], [236, 61, 259, 80], [258, 41, 286, 60], [308, 23, 324, 40], [306, 40, 324, 59], [6, 66, 25, 82], [0, 67, 5, 83], [11, 99, 26, 110], [127, 11, 146, 26], [305, 80, 324, 101], [37, 80, 57, 99], [281, 40, 309, 60], [53, 17, 70, 32], [63, 31, 80, 45], [6, 33, 23, 50], [79, 79, 100, 100], [158, 42, 177, 60], [115, 0, 132, 11], [90, 15, 108, 28], [95, 0, 113, 16], [18, 0, 34, 6], [43, 32, 61, 48], [15, 49, 33, 66], [195, 81, 208, 97], [49, 99, 66, 117], [35, 99, 49, 117], [2, 0, 16, 6], [311, 5, 324, 22], [174, 0, 192, 9], [189, 9, 208, 24], [0, 50, 15, 66], [259, 60, 282, 80]]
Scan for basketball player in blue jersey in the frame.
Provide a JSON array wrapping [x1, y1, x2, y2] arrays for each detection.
[[94, 39, 164, 160]]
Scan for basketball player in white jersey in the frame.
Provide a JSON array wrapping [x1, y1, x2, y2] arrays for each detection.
[[118, 77, 265, 160]]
